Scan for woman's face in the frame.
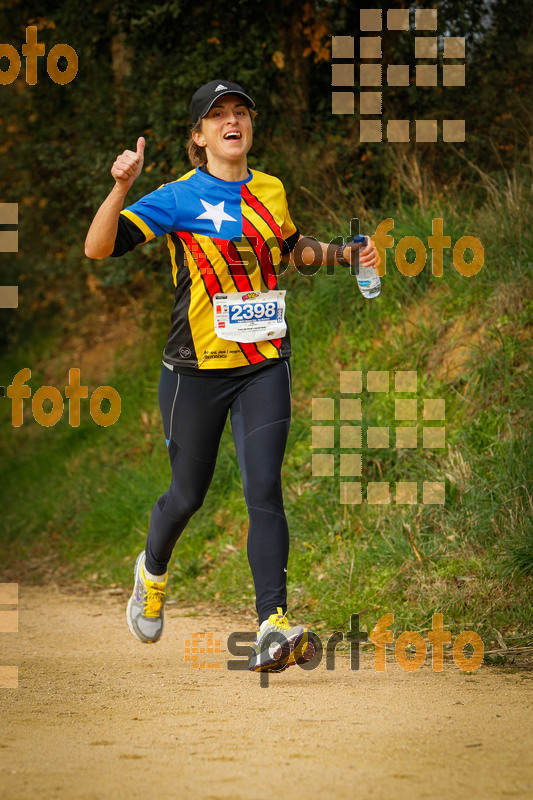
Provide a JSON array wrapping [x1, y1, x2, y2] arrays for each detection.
[[192, 94, 253, 166]]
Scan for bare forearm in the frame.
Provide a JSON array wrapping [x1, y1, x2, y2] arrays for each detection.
[[84, 183, 130, 259], [85, 137, 145, 259], [282, 235, 379, 271], [283, 237, 349, 267]]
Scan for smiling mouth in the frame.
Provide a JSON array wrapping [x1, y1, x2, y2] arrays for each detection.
[[223, 131, 242, 140]]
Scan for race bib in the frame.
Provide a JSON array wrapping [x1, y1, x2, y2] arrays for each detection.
[[213, 291, 287, 343]]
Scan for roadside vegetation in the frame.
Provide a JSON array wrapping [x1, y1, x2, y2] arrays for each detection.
[[0, 0, 531, 664], [1, 157, 531, 662]]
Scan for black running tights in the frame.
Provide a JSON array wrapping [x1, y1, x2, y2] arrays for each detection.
[[145, 360, 292, 624]]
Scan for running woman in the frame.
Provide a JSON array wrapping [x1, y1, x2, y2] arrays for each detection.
[[85, 80, 380, 672]]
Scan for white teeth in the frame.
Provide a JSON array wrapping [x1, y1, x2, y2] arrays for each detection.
[[224, 132, 241, 140]]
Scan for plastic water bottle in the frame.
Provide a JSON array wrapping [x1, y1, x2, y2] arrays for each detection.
[[353, 234, 381, 299]]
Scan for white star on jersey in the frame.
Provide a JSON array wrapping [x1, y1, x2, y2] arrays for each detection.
[[196, 199, 236, 233]]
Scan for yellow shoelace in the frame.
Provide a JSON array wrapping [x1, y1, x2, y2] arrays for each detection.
[[265, 607, 290, 631], [143, 584, 165, 617]]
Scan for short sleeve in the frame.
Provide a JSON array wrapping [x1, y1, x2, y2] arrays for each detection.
[[111, 215, 146, 257], [119, 183, 178, 243]]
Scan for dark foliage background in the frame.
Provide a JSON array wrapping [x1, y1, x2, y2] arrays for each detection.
[[0, 0, 531, 346], [0, 0, 532, 647]]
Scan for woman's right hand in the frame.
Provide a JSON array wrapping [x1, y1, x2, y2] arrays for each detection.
[[111, 136, 145, 191], [85, 136, 146, 259]]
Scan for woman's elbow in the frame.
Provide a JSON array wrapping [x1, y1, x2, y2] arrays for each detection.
[[84, 242, 111, 259]]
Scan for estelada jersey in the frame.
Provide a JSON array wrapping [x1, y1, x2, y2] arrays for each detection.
[[111, 166, 299, 371]]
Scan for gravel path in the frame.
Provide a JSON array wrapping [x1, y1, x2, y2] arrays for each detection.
[[1, 584, 532, 799]]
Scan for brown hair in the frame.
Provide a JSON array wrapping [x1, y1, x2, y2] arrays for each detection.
[[186, 108, 257, 167]]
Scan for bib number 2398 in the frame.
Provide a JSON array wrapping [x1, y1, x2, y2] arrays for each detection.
[[229, 301, 278, 322], [213, 290, 286, 343]]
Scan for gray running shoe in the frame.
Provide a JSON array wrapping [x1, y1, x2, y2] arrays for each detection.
[[248, 607, 316, 672], [126, 551, 167, 644]]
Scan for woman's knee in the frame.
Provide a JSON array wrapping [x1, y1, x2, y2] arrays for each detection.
[[158, 485, 206, 520], [244, 469, 283, 512]]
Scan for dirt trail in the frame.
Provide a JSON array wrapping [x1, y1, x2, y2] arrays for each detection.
[[1, 585, 532, 800]]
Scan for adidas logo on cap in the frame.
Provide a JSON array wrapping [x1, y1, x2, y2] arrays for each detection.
[[215, 84, 227, 91]]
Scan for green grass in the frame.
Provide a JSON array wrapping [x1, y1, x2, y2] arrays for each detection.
[[1, 174, 532, 661]]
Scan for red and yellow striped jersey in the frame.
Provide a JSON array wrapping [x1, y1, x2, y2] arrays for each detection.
[[112, 166, 299, 371]]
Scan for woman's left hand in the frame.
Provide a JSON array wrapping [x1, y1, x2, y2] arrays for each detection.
[[359, 236, 381, 275], [343, 236, 381, 274]]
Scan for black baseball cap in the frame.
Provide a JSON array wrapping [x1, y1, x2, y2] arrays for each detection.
[[190, 80, 255, 124]]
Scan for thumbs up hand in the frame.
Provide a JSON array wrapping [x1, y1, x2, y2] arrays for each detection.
[[111, 136, 145, 190]]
